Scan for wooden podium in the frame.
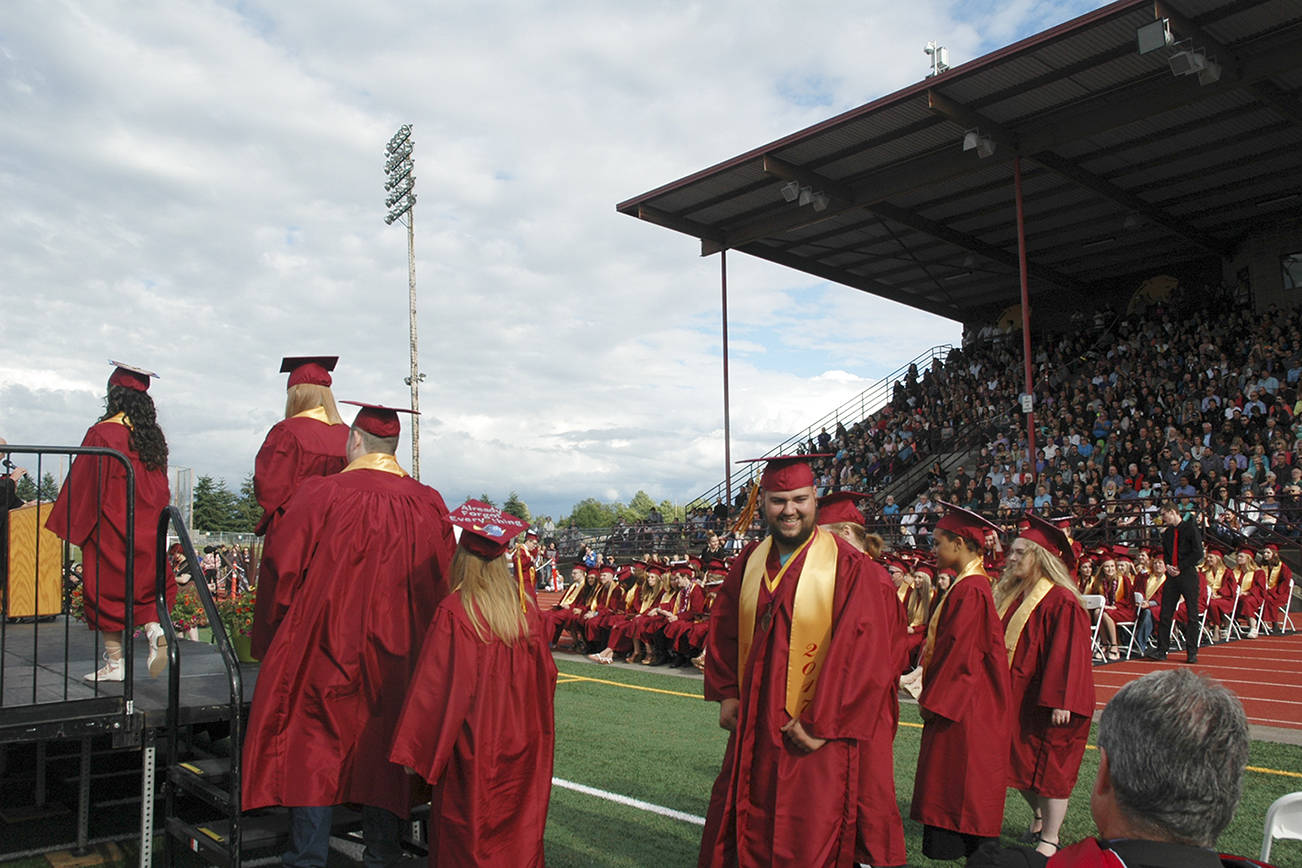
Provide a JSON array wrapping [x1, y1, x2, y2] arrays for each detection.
[[6, 501, 63, 617]]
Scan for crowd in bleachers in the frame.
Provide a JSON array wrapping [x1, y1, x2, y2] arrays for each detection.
[[785, 288, 1302, 551], [542, 286, 1301, 671]]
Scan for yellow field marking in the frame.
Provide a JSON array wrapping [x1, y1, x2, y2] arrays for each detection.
[[558, 670, 1302, 780], [556, 671, 703, 700]]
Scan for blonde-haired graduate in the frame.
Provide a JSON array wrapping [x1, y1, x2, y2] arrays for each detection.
[[995, 514, 1095, 858], [390, 500, 557, 868]]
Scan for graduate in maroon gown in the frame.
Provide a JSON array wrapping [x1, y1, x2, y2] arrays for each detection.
[[995, 514, 1095, 858], [817, 488, 908, 866], [579, 563, 626, 649], [241, 402, 454, 868], [391, 501, 557, 868], [541, 562, 591, 648], [1260, 543, 1292, 632], [47, 362, 175, 682], [249, 356, 350, 658], [699, 455, 904, 868], [911, 503, 1011, 861]]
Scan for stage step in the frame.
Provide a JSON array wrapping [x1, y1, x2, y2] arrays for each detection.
[[166, 807, 362, 867], [169, 757, 234, 811]]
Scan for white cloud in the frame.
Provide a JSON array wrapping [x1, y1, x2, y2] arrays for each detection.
[[0, 0, 1104, 519]]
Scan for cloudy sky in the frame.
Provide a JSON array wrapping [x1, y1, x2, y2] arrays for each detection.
[[1, 0, 1104, 520]]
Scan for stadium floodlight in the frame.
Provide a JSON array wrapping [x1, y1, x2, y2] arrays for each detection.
[[382, 123, 423, 480], [1137, 18, 1172, 55], [1168, 48, 1206, 76], [810, 191, 829, 212], [963, 129, 995, 158], [779, 180, 801, 202], [1198, 59, 1222, 85], [797, 185, 813, 207]]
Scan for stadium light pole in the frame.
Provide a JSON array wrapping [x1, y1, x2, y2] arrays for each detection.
[[384, 124, 423, 480]]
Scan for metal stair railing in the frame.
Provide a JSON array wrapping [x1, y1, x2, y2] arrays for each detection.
[[690, 344, 953, 508], [155, 505, 245, 868]]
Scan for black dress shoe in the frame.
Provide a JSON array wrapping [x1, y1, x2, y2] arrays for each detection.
[[1185, 653, 1198, 664], [1144, 650, 1167, 661]]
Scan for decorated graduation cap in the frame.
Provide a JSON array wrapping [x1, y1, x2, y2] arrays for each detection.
[[107, 360, 158, 393], [449, 499, 531, 559], [340, 400, 417, 438], [280, 355, 338, 388], [817, 490, 870, 526], [934, 501, 1001, 547], [1019, 513, 1077, 570], [738, 454, 832, 492]]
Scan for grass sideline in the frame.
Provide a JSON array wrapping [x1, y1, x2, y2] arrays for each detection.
[[547, 659, 1302, 868]]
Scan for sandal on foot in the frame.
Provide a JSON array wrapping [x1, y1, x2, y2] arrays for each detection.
[[1019, 814, 1044, 844], [1035, 837, 1060, 854]]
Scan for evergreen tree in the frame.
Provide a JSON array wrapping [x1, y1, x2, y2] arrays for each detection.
[[14, 474, 36, 502], [502, 491, 530, 522], [37, 472, 59, 502], [192, 475, 242, 532], [234, 473, 261, 533]]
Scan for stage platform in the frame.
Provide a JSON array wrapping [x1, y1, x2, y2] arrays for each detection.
[[1, 617, 258, 741]]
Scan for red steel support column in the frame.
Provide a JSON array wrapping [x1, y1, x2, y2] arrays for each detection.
[[1014, 157, 1036, 476], [721, 249, 733, 508]]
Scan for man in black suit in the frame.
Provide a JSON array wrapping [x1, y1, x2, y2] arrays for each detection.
[[1150, 500, 1204, 663]]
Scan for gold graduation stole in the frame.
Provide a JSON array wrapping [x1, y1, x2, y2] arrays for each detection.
[[999, 577, 1055, 665], [1237, 568, 1257, 595], [1206, 566, 1224, 594], [922, 557, 985, 669], [341, 452, 408, 477], [105, 412, 133, 428], [1266, 564, 1283, 591], [737, 528, 837, 719], [558, 582, 582, 608], [292, 406, 332, 423], [1144, 572, 1165, 600]]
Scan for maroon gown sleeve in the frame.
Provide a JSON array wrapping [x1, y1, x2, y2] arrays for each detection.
[[46, 425, 115, 545], [254, 425, 303, 518], [703, 541, 757, 703], [1032, 591, 1095, 717], [257, 477, 330, 632], [389, 602, 479, 783]]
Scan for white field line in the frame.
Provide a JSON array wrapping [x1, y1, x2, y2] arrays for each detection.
[[552, 777, 706, 826]]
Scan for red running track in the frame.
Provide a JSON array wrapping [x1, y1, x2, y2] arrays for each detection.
[[1092, 631, 1302, 730]]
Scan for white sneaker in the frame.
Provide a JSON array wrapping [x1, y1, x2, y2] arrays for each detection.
[[84, 653, 125, 682], [1248, 626, 1259, 639], [145, 622, 168, 677]]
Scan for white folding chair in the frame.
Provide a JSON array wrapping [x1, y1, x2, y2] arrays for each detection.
[[1261, 791, 1302, 862], [1083, 594, 1106, 661], [1197, 584, 1216, 646], [1224, 583, 1245, 640], [1115, 619, 1138, 658]]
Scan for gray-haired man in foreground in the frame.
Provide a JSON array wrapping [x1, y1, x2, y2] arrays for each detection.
[[968, 668, 1276, 868]]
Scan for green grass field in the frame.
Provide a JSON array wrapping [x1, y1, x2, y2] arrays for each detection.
[[546, 658, 1302, 868]]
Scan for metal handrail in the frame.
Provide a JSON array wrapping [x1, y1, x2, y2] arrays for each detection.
[[0, 444, 135, 713], [156, 505, 244, 868], [689, 344, 954, 508]]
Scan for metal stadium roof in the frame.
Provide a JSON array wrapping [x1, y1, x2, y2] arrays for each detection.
[[617, 0, 1302, 323]]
